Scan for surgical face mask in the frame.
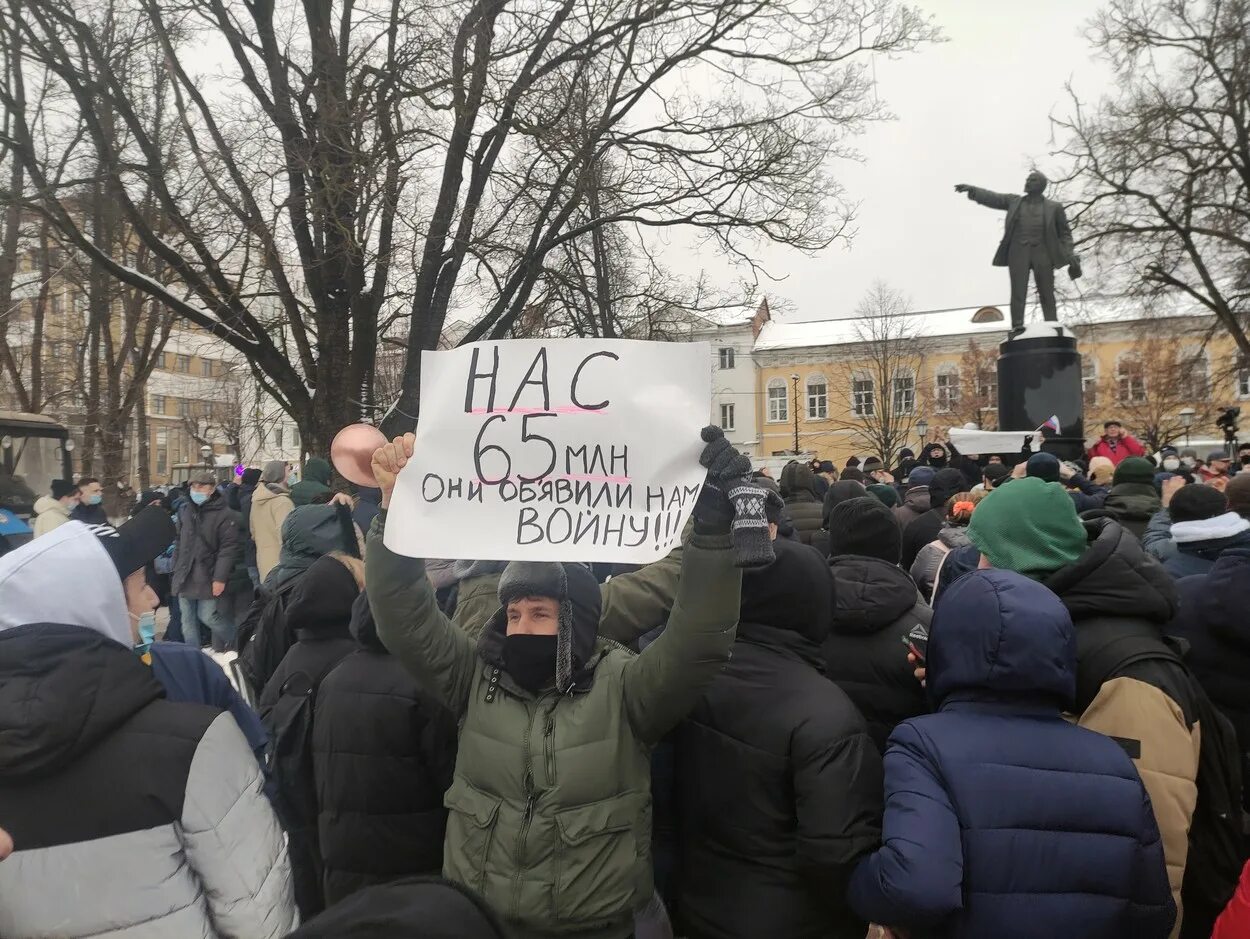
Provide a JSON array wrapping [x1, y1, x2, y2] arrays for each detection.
[[189, 490, 209, 506], [1163, 458, 1181, 471], [86, 493, 103, 506], [1182, 457, 1197, 469], [131, 611, 156, 654], [288, 472, 300, 486]]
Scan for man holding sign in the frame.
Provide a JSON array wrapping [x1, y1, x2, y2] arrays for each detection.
[[366, 422, 766, 939]]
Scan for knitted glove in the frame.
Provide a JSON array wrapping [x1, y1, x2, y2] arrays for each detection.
[[726, 479, 782, 568], [699, 425, 751, 482]]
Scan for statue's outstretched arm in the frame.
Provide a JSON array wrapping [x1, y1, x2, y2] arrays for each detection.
[[953, 184, 1010, 211]]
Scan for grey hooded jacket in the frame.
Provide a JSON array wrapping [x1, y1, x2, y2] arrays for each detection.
[[0, 522, 297, 938]]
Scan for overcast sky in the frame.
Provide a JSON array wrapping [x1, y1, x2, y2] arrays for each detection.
[[676, 0, 1116, 323]]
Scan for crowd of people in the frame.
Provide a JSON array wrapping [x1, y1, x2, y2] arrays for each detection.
[[2, 419, 1250, 938]]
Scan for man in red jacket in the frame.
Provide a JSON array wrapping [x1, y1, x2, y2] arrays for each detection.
[[1087, 419, 1146, 465]]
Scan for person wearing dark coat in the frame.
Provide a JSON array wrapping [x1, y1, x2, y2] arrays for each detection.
[[944, 440, 983, 489], [892, 466, 934, 532], [1081, 456, 1160, 540], [313, 590, 459, 906], [1168, 546, 1250, 810], [260, 551, 366, 919], [676, 537, 883, 939], [967, 478, 1213, 933], [822, 497, 930, 752], [287, 877, 510, 939], [778, 461, 824, 546], [291, 457, 334, 506], [239, 467, 262, 587], [171, 471, 242, 649], [900, 468, 969, 570], [848, 569, 1175, 939], [352, 486, 383, 535], [810, 479, 867, 558], [1143, 484, 1250, 579]]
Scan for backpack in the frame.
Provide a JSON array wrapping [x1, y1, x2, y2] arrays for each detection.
[[1082, 628, 1247, 937], [1179, 680, 1247, 938], [235, 578, 301, 698], [263, 656, 345, 920]]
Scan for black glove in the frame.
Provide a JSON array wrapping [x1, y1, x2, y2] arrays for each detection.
[[700, 426, 751, 482], [726, 480, 783, 568]]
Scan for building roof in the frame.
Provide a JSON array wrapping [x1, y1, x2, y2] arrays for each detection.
[[753, 294, 1207, 352]]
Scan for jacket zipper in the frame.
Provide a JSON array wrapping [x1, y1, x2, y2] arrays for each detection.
[[544, 710, 556, 785], [511, 694, 547, 919]]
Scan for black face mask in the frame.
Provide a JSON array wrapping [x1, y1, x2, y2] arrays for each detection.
[[1241, 455, 1250, 467], [929, 453, 947, 468], [503, 634, 558, 694]]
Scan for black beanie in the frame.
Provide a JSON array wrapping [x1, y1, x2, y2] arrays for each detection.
[[829, 496, 901, 564], [51, 478, 76, 500], [740, 538, 833, 643], [1169, 484, 1229, 523], [929, 468, 969, 512], [822, 479, 867, 527], [1026, 452, 1061, 483]]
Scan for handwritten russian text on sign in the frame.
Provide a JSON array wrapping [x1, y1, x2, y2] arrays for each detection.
[[384, 339, 711, 563]]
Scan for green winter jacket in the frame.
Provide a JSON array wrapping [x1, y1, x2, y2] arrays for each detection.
[[367, 513, 740, 939]]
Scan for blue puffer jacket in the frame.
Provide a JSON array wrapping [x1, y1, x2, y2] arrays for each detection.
[[848, 569, 1175, 939]]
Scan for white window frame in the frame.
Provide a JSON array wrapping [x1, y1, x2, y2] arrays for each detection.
[[766, 378, 788, 423], [720, 402, 735, 431], [1116, 355, 1146, 405], [1239, 365, 1250, 400], [852, 374, 875, 418], [1179, 347, 1209, 401], [806, 374, 828, 420], [935, 369, 959, 414], [1082, 358, 1098, 405], [718, 347, 735, 370], [975, 367, 998, 410], [893, 370, 916, 416]]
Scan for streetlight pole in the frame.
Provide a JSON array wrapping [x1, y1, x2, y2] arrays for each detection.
[[1179, 407, 1195, 448], [917, 418, 929, 452], [790, 373, 801, 455]]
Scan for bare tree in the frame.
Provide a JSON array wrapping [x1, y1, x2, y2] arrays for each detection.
[[1, 0, 938, 448], [827, 282, 930, 462], [1097, 336, 1221, 451], [1056, 0, 1250, 355], [935, 339, 999, 431]]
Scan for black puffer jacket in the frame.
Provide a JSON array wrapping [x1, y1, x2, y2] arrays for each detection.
[[780, 463, 824, 546], [676, 539, 883, 939], [1082, 482, 1160, 541], [822, 554, 931, 752], [1168, 548, 1250, 809], [313, 591, 459, 905], [260, 553, 362, 917]]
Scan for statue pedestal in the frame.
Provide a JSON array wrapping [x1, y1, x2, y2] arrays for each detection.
[[996, 324, 1085, 462]]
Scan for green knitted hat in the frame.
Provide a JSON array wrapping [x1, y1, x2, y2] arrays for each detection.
[[1113, 456, 1155, 487], [967, 476, 1087, 578]]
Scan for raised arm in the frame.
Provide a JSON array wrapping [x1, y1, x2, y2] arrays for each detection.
[[597, 520, 692, 645], [954, 183, 1012, 211], [365, 434, 477, 718], [621, 527, 740, 744]]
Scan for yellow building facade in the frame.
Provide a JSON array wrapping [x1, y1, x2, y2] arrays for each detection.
[[738, 299, 1244, 466]]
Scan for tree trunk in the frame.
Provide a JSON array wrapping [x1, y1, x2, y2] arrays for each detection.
[[136, 393, 150, 490]]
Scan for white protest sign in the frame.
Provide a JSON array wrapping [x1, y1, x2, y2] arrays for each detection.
[[384, 339, 711, 563]]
